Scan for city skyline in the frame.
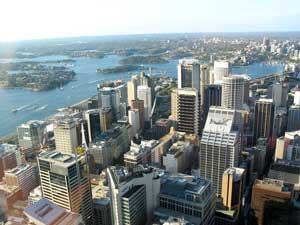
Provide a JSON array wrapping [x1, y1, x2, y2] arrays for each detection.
[[1, 0, 300, 42]]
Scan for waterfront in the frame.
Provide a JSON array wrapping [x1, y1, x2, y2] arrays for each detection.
[[0, 55, 284, 136]]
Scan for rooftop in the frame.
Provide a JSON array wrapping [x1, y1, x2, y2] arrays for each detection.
[[160, 176, 211, 200], [24, 198, 81, 225], [254, 178, 293, 193], [5, 164, 34, 176], [38, 150, 85, 167]]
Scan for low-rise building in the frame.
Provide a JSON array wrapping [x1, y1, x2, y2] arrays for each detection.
[[163, 141, 194, 173], [124, 140, 159, 167], [24, 198, 83, 225]]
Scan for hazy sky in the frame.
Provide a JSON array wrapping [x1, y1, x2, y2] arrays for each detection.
[[0, 0, 299, 41]]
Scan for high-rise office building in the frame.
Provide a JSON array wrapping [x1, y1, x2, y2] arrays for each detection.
[[273, 108, 287, 138], [241, 74, 251, 104], [170, 89, 178, 121], [131, 99, 145, 130], [221, 167, 245, 212], [137, 85, 152, 121], [200, 64, 210, 107], [98, 87, 119, 121], [38, 151, 93, 224], [287, 105, 300, 131], [4, 164, 39, 199], [199, 107, 241, 195], [155, 175, 216, 225], [203, 84, 222, 116], [89, 141, 113, 171], [268, 83, 284, 108], [85, 109, 101, 143], [127, 77, 139, 106], [17, 120, 46, 149], [176, 88, 199, 134], [221, 75, 245, 110], [100, 108, 112, 133], [251, 178, 293, 225], [213, 61, 231, 83], [177, 59, 200, 90], [107, 166, 161, 225], [294, 91, 300, 105], [0, 151, 17, 181], [253, 99, 275, 144], [54, 118, 78, 154], [128, 109, 140, 136]]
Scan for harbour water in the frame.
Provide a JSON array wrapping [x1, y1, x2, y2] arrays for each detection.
[[0, 55, 284, 136]]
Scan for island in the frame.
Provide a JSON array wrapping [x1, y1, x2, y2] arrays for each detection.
[[96, 65, 147, 74], [119, 55, 168, 64], [0, 61, 76, 91]]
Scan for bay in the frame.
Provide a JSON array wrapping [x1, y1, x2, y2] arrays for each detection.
[[0, 55, 284, 136]]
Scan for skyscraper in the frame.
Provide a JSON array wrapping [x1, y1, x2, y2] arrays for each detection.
[[128, 109, 140, 135], [170, 89, 178, 121], [253, 99, 275, 144], [221, 167, 245, 212], [100, 108, 112, 133], [177, 59, 200, 90], [131, 99, 145, 130], [85, 109, 101, 143], [204, 84, 222, 115], [4, 164, 39, 199], [199, 107, 241, 195], [251, 178, 292, 225], [38, 151, 93, 224], [287, 105, 300, 131], [0, 151, 17, 181], [137, 85, 152, 121], [54, 118, 78, 154], [200, 64, 210, 107], [213, 61, 231, 83], [221, 75, 245, 110], [127, 76, 139, 106], [98, 87, 119, 121], [176, 88, 199, 134], [107, 166, 161, 225], [17, 120, 46, 149]]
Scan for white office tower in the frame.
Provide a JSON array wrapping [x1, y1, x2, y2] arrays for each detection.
[[17, 120, 46, 149], [54, 118, 78, 154], [107, 166, 161, 225], [128, 109, 140, 135], [221, 75, 245, 110], [199, 107, 241, 195], [294, 91, 300, 105], [269, 83, 283, 108], [177, 59, 200, 90], [37, 151, 93, 224], [137, 85, 152, 121], [177, 88, 199, 134], [213, 61, 231, 83]]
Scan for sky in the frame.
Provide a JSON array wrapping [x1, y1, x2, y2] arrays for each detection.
[[0, 0, 300, 41]]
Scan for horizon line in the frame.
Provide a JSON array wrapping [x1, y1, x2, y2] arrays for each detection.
[[2, 30, 300, 43]]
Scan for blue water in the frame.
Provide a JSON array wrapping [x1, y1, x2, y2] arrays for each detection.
[[0, 55, 284, 136]]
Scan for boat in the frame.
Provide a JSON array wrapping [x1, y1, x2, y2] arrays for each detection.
[[12, 109, 18, 113]]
